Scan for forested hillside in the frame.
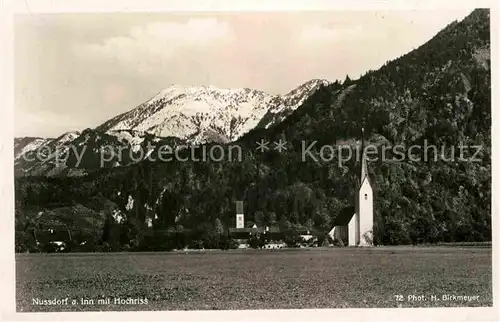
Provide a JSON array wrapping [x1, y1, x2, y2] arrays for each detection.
[[15, 9, 491, 251]]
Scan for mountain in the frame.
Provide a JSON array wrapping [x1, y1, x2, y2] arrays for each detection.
[[15, 132, 80, 176], [15, 137, 51, 160], [256, 79, 330, 129], [96, 79, 330, 143], [15, 9, 491, 252], [14, 79, 329, 176], [14, 129, 185, 177], [235, 9, 491, 245]]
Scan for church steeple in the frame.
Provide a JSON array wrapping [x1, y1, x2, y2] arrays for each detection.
[[356, 126, 374, 247], [360, 127, 368, 185]]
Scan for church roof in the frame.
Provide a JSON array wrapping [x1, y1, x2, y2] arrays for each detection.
[[332, 206, 355, 226], [360, 153, 368, 184], [358, 127, 371, 187], [359, 127, 368, 185]]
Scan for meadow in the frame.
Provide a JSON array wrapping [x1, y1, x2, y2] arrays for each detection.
[[16, 247, 492, 311]]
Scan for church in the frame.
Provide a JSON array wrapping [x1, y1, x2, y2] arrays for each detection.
[[328, 128, 374, 246]]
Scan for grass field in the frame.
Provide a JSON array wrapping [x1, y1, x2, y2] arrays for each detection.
[[16, 247, 492, 311]]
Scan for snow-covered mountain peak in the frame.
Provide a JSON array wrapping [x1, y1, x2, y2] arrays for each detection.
[[283, 79, 330, 97], [55, 131, 81, 144], [256, 79, 331, 129], [97, 79, 331, 143], [14, 79, 332, 176]]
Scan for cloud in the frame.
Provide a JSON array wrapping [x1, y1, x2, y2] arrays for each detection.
[[75, 18, 233, 74], [298, 24, 365, 42], [129, 18, 231, 44]]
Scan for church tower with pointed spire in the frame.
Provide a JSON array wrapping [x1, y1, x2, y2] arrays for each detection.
[[356, 127, 374, 246], [328, 127, 374, 246], [328, 129, 373, 246]]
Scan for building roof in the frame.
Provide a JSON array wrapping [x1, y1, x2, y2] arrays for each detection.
[[228, 227, 281, 234], [360, 127, 370, 186], [229, 227, 263, 233], [332, 205, 355, 226]]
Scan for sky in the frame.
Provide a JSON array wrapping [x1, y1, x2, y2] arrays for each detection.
[[14, 10, 473, 138]]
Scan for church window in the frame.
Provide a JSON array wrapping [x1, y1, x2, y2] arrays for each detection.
[[364, 193, 368, 200]]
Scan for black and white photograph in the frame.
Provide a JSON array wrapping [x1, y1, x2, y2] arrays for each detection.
[[1, 0, 498, 320]]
